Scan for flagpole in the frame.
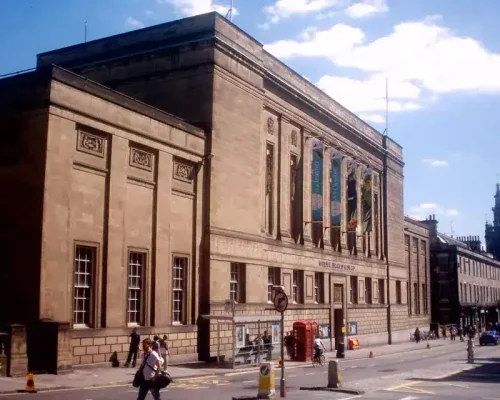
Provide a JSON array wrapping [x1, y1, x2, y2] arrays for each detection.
[[385, 77, 388, 136], [382, 75, 391, 344]]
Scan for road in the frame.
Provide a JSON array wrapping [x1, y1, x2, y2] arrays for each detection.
[[1, 341, 499, 400]]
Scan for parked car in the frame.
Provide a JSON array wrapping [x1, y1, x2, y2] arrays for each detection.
[[479, 331, 500, 346]]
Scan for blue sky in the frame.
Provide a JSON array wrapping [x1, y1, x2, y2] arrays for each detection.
[[1, 0, 499, 241]]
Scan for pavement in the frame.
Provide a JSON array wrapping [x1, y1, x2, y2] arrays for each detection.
[[0, 337, 497, 399], [0, 337, 461, 394]]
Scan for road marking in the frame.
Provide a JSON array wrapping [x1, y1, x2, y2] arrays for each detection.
[[386, 381, 423, 391], [435, 381, 469, 388], [433, 366, 475, 380], [350, 366, 358, 369], [368, 364, 375, 367], [289, 374, 297, 377], [306, 372, 315, 376], [384, 381, 435, 395], [242, 380, 254, 383], [338, 396, 362, 400]]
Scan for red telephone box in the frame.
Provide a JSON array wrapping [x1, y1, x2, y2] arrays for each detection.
[[292, 320, 318, 362]]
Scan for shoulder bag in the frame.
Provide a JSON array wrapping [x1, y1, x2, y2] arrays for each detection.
[[153, 370, 172, 389], [132, 354, 150, 388]]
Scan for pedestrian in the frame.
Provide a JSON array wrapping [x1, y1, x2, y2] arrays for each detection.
[[414, 327, 421, 344], [159, 335, 169, 371], [125, 327, 141, 368], [441, 326, 447, 339], [458, 326, 464, 342], [450, 326, 455, 341], [136, 338, 163, 400], [262, 330, 273, 360], [152, 335, 160, 353]]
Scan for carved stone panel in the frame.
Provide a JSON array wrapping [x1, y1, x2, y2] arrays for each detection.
[[129, 147, 153, 171], [173, 158, 195, 183], [267, 117, 275, 135], [291, 130, 298, 147], [77, 130, 105, 158]]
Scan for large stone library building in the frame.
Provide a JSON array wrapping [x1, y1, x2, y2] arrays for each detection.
[[0, 12, 429, 372]]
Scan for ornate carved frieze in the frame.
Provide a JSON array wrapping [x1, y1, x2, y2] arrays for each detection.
[[173, 159, 195, 182], [291, 130, 298, 147], [77, 130, 105, 158], [130, 147, 153, 171], [267, 117, 275, 135]]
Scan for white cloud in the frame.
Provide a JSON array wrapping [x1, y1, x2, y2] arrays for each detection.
[[145, 9, 155, 18], [316, 74, 423, 115], [445, 209, 460, 217], [264, 17, 500, 117], [422, 158, 449, 167], [165, 0, 238, 17], [408, 203, 459, 220], [358, 113, 385, 124], [345, 0, 388, 18], [126, 17, 145, 29], [262, 0, 344, 27]]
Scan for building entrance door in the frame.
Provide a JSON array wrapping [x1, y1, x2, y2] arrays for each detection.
[[334, 309, 344, 350], [331, 282, 345, 350]]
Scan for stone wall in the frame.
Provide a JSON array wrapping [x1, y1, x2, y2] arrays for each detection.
[[404, 217, 431, 325], [71, 328, 198, 365]]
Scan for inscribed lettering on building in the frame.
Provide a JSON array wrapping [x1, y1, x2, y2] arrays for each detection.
[[361, 168, 372, 233]]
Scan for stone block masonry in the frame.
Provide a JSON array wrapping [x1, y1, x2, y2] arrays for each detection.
[[70, 329, 198, 365]]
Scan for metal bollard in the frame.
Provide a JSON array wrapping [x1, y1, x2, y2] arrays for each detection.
[[327, 360, 341, 389], [467, 339, 474, 364]]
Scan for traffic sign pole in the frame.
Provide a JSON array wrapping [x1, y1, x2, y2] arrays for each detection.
[[280, 309, 285, 398], [273, 286, 288, 398]]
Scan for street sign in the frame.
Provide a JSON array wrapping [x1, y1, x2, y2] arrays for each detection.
[[274, 291, 288, 313], [260, 364, 270, 376]]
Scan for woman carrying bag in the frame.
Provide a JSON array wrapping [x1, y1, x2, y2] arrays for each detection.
[[133, 338, 163, 400]]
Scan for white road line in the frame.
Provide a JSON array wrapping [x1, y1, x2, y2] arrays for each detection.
[[350, 366, 358, 369], [306, 372, 315, 376], [368, 364, 375, 367], [242, 380, 254, 384]]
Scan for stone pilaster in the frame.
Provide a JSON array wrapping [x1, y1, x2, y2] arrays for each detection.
[[322, 147, 332, 251], [57, 322, 72, 372], [105, 135, 128, 327], [301, 133, 314, 245], [356, 166, 363, 254], [340, 157, 348, 254], [7, 325, 27, 377], [279, 115, 291, 241], [155, 152, 173, 326], [369, 172, 378, 256]]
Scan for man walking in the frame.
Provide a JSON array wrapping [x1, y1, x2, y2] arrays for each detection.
[[125, 327, 141, 368]]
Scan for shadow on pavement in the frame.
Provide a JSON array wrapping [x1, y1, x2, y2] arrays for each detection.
[[409, 355, 500, 384]]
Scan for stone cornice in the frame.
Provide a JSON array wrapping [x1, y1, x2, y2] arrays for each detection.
[[263, 101, 383, 171], [213, 36, 403, 165]]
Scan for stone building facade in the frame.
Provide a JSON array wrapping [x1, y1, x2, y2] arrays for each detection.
[[423, 217, 500, 329], [403, 217, 431, 332], [1, 12, 415, 370], [0, 67, 205, 371]]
